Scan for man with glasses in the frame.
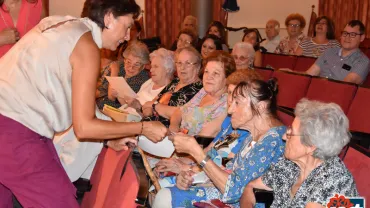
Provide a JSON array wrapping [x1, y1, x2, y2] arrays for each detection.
[[304, 20, 369, 84]]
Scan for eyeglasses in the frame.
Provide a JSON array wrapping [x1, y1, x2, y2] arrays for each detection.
[[341, 31, 363, 38], [285, 126, 303, 140], [232, 55, 248, 62], [123, 58, 143, 69], [175, 61, 198, 69], [178, 38, 191, 45], [288, 24, 301, 28]]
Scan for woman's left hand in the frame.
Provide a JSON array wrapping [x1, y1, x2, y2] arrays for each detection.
[[169, 133, 201, 156], [155, 158, 189, 174]]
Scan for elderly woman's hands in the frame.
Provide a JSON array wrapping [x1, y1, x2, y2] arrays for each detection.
[[169, 133, 203, 157], [155, 158, 189, 175], [142, 101, 154, 117], [176, 170, 195, 190]]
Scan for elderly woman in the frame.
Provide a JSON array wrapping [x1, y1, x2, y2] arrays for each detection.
[[0, 0, 167, 206], [174, 28, 199, 51], [142, 46, 203, 127], [96, 41, 150, 110], [152, 79, 286, 208], [275, 13, 307, 55], [231, 42, 256, 70], [206, 21, 229, 51], [170, 15, 199, 51], [241, 99, 358, 208], [200, 34, 223, 60], [295, 16, 341, 57], [242, 29, 263, 67], [119, 48, 175, 110]]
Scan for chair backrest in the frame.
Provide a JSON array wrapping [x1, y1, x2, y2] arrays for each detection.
[[262, 53, 296, 69], [277, 106, 295, 126], [293, 56, 317, 72], [273, 70, 311, 109], [305, 77, 357, 114], [254, 67, 274, 81], [347, 87, 370, 134], [362, 73, 370, 87]]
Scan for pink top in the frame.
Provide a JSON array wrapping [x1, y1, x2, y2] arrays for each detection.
[[0, 0, 42, 57]]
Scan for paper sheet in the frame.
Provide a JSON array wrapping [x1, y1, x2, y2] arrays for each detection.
[[138, 136, 175, 158], [105, 76, 137, 98]]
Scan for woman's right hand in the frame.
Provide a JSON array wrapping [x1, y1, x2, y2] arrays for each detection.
[[176, 170, 195, 190], [141, 121, 167, 143], [0, 28, 20, 45]]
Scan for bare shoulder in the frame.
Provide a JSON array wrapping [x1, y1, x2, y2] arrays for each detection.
[[70, 32, 100, 64]]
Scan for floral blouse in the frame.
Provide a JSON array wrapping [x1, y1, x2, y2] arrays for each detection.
[[275, 33, 306, 55], [142, 78, 203, 127], [180, 88, 228, 136], [96, 61, 150, 110], [261, 156, 358, 208]]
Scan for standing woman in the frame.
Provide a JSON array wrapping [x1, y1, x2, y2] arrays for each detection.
[[0, 0, 166, 207], [0, 0, 47, 58]]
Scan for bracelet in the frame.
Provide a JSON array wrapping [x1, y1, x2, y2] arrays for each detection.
[[199, 155, 211, 168], [140, 122, 144, 135]]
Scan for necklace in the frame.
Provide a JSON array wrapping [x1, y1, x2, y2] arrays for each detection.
[[0, 1, 30, 33]]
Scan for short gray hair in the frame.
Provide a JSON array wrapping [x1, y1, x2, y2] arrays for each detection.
[[232, 42, 255, 66], [267, 19, 280, 31], [150, 48, 175, 75], [176, 46, 202, 66], [295, 98, 350, 160], [122, 41, 150, 64]]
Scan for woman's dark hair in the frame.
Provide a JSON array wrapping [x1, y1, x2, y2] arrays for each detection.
[[177, 28, 198, 47], [242, 28, 262, 51], [232, 78, 278, 118], [206, 21, 226, 42], [0, 0, 37, 10], [199, 34, 223, 51], [87, 0, 141, 29], [133, 20, 142, 33], [313, 16, 336, 39]]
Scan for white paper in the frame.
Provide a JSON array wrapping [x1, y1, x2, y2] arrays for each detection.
[[138, 136, 175, 158], [118, 105, 142, 120], [192, 171, 209, 184], [105, 76, 137, 98]]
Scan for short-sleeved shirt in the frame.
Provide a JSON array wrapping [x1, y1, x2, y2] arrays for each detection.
[[299, 38, 341, 58], [316, 47, 370, 83], [261, 156, 358, 207]]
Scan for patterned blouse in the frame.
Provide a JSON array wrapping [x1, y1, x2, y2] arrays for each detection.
[[299, 38, 341, 58], [96, 61, 150, 110], [169, 126, 286, 208], [142, 78, 203, 127], [261, 156, 358, 208], [180, 88, 228, 136], [275, 33, 307, 55]]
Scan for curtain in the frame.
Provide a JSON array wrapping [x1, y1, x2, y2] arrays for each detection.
[[307, 6, 318, 37], [213, 0, 228, 27], [319, 0, 370, 38], [144, 0, 191, 48]]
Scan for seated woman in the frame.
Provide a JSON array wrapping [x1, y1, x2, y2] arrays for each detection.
[[205, 21, 229, 52], [96, 41, 150, 110], [231, 42, 256, 70], [116, 48, 175, 111], [142, 46, 203, 127], [152, 79, 286, 208], [295, 16, 340, 58], [174, 28, 199, 51], [242, 29, 263, 67], [275, 13, 307, 55], [242, 98, 358, 208], [199, 34, 223, 60]]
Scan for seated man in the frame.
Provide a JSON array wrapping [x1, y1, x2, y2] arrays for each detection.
[[284, 20, 369, 85], [260, 19, 281, 53]]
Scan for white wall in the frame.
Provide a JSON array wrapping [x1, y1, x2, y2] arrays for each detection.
[[227, 0, 318, 47]]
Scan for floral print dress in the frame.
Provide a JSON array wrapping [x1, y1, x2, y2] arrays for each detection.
[[169, 126, 286, 208]]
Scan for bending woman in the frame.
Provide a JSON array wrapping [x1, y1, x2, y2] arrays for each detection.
[[0, 0, 166, 207]]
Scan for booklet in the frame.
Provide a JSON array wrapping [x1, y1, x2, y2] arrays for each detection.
[[105, 76, 137, 99]]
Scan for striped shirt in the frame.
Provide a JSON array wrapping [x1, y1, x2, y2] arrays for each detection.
[[299, 38, 341, 58], [316, 47, 370, 83]]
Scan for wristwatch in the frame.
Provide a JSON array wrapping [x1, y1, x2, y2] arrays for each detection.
[[199, 155, 211, 168], [152, 101, 159, 113]]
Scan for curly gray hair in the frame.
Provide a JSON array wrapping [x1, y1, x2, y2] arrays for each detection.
[[232, 42, 255, 67], [122, 41, 150, 64], [295, 98, 350, 160], [150, 48, 175, 75]]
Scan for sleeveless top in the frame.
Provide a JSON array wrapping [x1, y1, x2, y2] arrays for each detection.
[[0, 16, 103, 138], [0, 0, 43, 57]]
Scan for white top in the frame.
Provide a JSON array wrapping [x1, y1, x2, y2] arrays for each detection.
[[260, 35, 280, 53], [0, 16, 103, 138], [136, 79, 166, 105]]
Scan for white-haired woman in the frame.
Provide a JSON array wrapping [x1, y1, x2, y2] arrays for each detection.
[[242, 98, 359, 208], [96, 41, 150, 110], [121, 48, 175, 111], [231, 42, 256, 70]]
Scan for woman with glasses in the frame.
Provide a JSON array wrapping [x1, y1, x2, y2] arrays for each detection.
[[172, 28, 198, 51], [242, 29, 263, 67], [231, 42, 256, 70], [295, 16, 341, 57], [142, 46, 203, 127], [242, 99, 358, 208], [275, 13, 307, 55], [153, 78, 286, 208], [96, 40, 150, 110]]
